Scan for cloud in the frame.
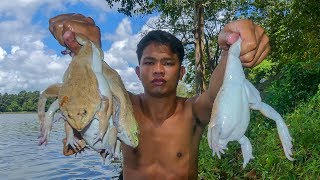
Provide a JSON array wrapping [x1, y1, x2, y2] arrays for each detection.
[[103, 18, 143, 93], [0, 0, 159, 94], [0, 43, 70, 94], [0, 47, 7, 61]]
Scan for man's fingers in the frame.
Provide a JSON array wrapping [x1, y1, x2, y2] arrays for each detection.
[[49, 13, 98, 46], [51, 23, 65, 46], [242, 36, 270, 67], [218, 19, 270, 68], [62, 21, 101, 47], [255, 44, 271, 66], [218, 19, 257, 53], [239, 24, 268, 67], [49, 13, 89, 26]]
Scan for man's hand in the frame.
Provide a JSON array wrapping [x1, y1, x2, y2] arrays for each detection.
[[218, 19, 270, 67], [49, 13, 101, 55]]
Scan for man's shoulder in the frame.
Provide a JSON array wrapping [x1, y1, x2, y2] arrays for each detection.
[[176, 96, 198, 114]]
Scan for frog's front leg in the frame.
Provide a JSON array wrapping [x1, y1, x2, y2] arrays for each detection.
[[244, 80, 293, 161], [38, 83, 62, 123], [62, 137, 86, 156], [65, 121, 86, 151], [207, 123, 226, 159], [38, 99, 60, 145], [38, 84, 61, 145]]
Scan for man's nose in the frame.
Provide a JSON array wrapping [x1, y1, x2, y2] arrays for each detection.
[[153, 63, 164, 75]]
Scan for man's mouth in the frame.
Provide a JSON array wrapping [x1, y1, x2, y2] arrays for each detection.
[[151, 78, 166, 86]]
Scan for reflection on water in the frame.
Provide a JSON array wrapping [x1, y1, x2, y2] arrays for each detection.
[[0, 113, 121, 180]]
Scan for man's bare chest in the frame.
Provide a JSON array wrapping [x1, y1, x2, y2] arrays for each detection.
[[130, 111, 195, 159]]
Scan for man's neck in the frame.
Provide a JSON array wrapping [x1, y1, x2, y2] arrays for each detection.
[[139, 93, 178, 125]]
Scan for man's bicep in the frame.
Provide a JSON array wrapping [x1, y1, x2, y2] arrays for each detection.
[[191, 92, 214, 125]]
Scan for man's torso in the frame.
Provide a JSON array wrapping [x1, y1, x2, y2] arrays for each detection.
[[121, 94, 205, 180]]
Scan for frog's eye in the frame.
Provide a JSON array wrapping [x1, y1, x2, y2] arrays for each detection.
[[83, 109, 87, 115]]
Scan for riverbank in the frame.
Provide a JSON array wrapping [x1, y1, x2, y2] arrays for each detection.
[[0, 111, 36, 114]]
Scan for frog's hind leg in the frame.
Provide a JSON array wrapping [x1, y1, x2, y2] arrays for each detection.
[[238, 136, 254, 168], [244, 80, 293, 161], [89, 41, 113, 143], [95, 97, 112, 143]]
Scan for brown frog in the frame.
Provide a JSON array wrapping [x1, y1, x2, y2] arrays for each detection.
[[38, 33, 138, 159]]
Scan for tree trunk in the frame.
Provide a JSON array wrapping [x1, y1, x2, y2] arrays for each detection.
[[194, 2, 206, 95]]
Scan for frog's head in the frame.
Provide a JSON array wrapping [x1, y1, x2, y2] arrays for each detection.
[[60, 96, 99, 131]]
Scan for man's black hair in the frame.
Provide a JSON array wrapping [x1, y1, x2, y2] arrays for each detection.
[[136, 30, 184, 65]]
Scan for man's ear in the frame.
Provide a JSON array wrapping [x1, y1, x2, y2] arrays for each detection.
[[135, 66, 140, 79], [179, 66, 185, 80]]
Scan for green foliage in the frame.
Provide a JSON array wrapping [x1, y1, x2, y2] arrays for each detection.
[[245, 58, 277, 85], [198, 85, 320, 179], [240, 0, 320, 114], [264, 61, 320, 114], [177, 81, 194, 98], [0, 91, 40, 112]]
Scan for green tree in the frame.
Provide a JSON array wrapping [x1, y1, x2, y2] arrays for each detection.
[[0, 91, 40, 112], [7, 101, 21, 112], [105, 0, 240, 94], [238, 0, 320, 113]]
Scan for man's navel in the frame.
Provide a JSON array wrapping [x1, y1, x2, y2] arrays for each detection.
[[177, 152, 183, 158]]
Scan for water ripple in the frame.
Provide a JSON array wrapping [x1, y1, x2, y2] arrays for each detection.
[[0, 114, 121, 180]]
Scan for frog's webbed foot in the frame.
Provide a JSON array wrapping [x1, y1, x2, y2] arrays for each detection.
[[65, 131, 83, 150], [238, 136, 254, 168], [65, 121, 86, 151], [244, 80, 293, 161], [62, 138, 87, 156]]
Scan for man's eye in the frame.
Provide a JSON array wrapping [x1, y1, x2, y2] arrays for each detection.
[[144, 61, 153, 65], [164, 62, 174, 66]]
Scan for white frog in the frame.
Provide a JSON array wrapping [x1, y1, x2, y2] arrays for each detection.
[[207, 39, 293, 168]]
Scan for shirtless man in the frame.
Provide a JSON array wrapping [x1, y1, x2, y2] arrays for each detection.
[[49, 13, 270, 179]]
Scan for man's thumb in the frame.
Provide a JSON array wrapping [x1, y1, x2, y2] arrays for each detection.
[[218, 32, 240, 50]]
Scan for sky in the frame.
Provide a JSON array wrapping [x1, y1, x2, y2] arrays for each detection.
[[0, 0, 159, 94]]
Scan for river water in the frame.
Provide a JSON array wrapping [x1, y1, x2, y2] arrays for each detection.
[[0, 113, 121, 180]]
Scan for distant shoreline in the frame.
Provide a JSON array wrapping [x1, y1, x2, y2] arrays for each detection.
[[0, 111, 36, 114]]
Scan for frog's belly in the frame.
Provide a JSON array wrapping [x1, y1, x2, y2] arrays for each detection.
[[215, 84, 250, 141], [81, 118, 109, 151]]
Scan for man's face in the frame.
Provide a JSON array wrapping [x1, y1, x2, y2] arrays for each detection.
[[135, 42, 185, 97]]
